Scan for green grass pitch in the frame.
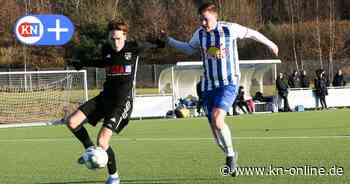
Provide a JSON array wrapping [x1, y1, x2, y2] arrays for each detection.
[[0, 109, 349, 184]]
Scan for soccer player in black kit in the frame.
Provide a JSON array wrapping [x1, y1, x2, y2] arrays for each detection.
[[66, 20, 162, 184]]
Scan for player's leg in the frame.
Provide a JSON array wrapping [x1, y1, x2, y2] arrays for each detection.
[[212, 107, 235, 157], [97, 127, 119, 184], [101, 97, 133, 184], [211, 85, 238, 176], [66, 110, 94, 149], [212, 107, 237, 176], [203, 91, 226, 152], [68, 95, 105, 165], [211, 85, 236, 156], [209, 123, 226, 153]]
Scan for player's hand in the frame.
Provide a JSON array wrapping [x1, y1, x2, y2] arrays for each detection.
[[154, 39, 166, 48], [160, 30, 168, 42], [147, 39, 166, 49], [271, 44, 279, 56], [145, 34, 166, 49]]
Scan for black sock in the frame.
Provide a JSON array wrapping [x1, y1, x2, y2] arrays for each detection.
[[106, 146, 117, 175], [72, 126, 94, 149]]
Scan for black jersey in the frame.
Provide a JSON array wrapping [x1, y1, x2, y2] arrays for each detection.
[[101, 41, 140, 97], [83, 41, 156, 99]]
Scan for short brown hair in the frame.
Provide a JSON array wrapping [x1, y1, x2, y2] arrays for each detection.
[[108, 20, 128, 34], [198, 3, 217, 14]]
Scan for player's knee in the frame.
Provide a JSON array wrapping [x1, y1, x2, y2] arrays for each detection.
[[66, 111, 85, 131], [66, 117, 77, 130], [67, 115, 81, 130], [97, 137, 109, 150], [215, 119, 224, 130], [212, 110, 225, 130], [211, 116, 222, 130], [97, 128, 113, 150]]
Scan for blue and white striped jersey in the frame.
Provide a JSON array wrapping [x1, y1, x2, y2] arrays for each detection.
[[168, 21, 276, 92], [169, 21, 248, 91]]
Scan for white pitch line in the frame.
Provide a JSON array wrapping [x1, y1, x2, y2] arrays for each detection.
[[0, 136, 349, 143]]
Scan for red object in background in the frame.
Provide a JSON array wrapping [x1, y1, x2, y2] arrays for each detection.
[[246, 99, 255, 112]]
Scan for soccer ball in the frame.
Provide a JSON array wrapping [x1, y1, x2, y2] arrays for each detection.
[[83, 147, 108, 169]]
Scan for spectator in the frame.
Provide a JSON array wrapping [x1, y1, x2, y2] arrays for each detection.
[[232, 86, 252, 115], [288, 70, 301, 88], [276, 73, 292, 112], [253, 91, 265, 102], [300, 70, 310, 88], [314, 69, 328, 110], [332, 69, 346, 87]]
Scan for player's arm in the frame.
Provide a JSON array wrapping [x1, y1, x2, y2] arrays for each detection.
[[87, 44, 113, 67], [162, 29, 200, 55], [86, 60, 109, 67], [133, 39, 165, 54], [68, 45, 110, 70], [95, 40, 163, 66], [233, 24, 279, 56], [68, 59, 107, 70]]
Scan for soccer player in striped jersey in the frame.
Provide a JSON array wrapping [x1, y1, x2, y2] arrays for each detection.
[[161, 3, 279, 176]]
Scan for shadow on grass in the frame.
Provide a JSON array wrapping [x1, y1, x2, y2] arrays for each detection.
[[37, 177, 222, 184]]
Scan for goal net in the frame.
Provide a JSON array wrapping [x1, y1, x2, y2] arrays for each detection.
[[0, 70, 88, 125]]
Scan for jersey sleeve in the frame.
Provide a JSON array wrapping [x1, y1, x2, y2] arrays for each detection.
[[230, 23, 249, 39], [167, 28, 201, 55], [230, 23, 278, 51], [188, 28, 201, 49], [134, 40, 161, 54], [80, 44, 109, 68]]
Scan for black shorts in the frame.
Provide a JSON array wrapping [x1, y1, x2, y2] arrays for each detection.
[[78, 93, 133, 134]]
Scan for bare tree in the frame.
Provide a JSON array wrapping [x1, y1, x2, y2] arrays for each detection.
[[296, 0, 304, 70], [257, 0, 263, 26], [328, 0, 336, 80], [316, 0, 323, 69], [216, 0, 224, 19], [288, 0, 299, 71], [112, 0, 120, 19]]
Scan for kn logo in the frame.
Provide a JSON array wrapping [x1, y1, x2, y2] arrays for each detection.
[[15, 15, 74, 45]]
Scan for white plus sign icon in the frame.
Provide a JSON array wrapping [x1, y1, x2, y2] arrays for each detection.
[[47, 19, 69, 41]]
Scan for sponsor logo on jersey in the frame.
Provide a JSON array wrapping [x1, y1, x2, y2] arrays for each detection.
[[124, 52, 132, 60], [125, 65, 131, 73], [108, 65, 132, 75]]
